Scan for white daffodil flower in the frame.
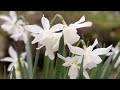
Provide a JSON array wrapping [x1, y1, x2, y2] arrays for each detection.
[[10, 21, 29, 44], [57, 53, 90, 79], [67, 39, 112, 70], [107, 41, 120, 68], [0, 11, 29, 44], [62, 16, 92, 45], [0, 11, 19, 34], [24, 15, 63, 60], [0, 46, 28, 79]]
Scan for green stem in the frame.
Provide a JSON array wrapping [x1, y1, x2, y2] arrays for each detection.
[[25, 37, 33, 79], [64, 68, 69, 79], [55, 36, 64, 79], [4, 65, 6, 79], [43, 56, 50, 79], [50, 14, 67, 26], [33, 50, 40, 79], [80, 39, 87, 50], [49, 60, 55, 79]]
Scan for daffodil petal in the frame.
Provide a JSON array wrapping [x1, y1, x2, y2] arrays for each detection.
[[9, 11, 17, 22], [83, 70, 90, 79], [92, 45, 112, 55], [68, 66, 78, 79], [24, 25, 43, 34], [41, 15, 50, 30], [74, 22, 92, 29], [31, 34, 42, 44], [48, 52, 55, 60], [50, 24, 63, 32], [87, 39, 98, 51], [75, 16, 85, 24], [20, 52, 27, 60], [1, 57, 14, 62], [10, 33, 22, 41], [0, 15, 12, 22], [9, 46, 18, 60], [1, 22, 13, 32], [67, 43, 84, 55], [7, 63, 15, 71], [22, 32, 28, 44]]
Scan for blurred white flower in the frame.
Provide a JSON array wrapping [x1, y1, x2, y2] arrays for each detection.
[[107, 41, 120, 68], [57, 53, 90, 79], [0, 11, 29, 44], [10, 22, 29, 44], [24, 15, 63, 60], [67, 39, 112, 70], [0, 11, 18, 34], [62, 16, 92, 45], [0, 46, 27, 79]]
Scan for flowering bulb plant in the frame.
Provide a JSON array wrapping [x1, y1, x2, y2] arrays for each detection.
[[0, 11, 120, 79]]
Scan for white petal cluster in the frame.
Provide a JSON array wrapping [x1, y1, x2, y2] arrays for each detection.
[[0, 46, 27, 79], [24, 15, 63, 60], [58, 39, 112, 79], [0, 11, 29, 44]]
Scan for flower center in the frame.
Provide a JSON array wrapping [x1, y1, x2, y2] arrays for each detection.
[[72, 60, 78, 66]]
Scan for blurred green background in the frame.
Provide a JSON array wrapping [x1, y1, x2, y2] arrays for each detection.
[[0, 11, 120, 79]]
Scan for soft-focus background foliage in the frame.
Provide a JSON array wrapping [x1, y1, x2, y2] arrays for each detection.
[[0, 11, 120, 79]]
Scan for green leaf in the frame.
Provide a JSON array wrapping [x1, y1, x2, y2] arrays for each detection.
[[33, 50, 40, 79], [64, 67, 69, 79], [49, 60, 55, 79], [4, 65, 6, 79], [100, 64, 110, 79], [100, 55, 113, 79], [43, 56, 50, 79], [18, 58, 25, 79], [90, 68, 97, 79], [107, 50, 120, 77], [25, 38, 33, 79], [115, 66, 120, 79], [95, 63, 103, 79], [79, 56, 84, 79], [23, 63, 29, 79], [12, 67, 16, 79], [55, 36, 64, 79]]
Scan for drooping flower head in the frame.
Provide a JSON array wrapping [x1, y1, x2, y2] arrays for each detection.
[[62, 16, 92, 45]]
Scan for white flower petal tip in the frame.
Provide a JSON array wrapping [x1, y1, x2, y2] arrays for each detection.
[[57, 53, 66, 60], [79, 16, 85, 23], [94, 38, 98, 44], [85, 22, 92, 27], [83, 70, 90, 79]]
